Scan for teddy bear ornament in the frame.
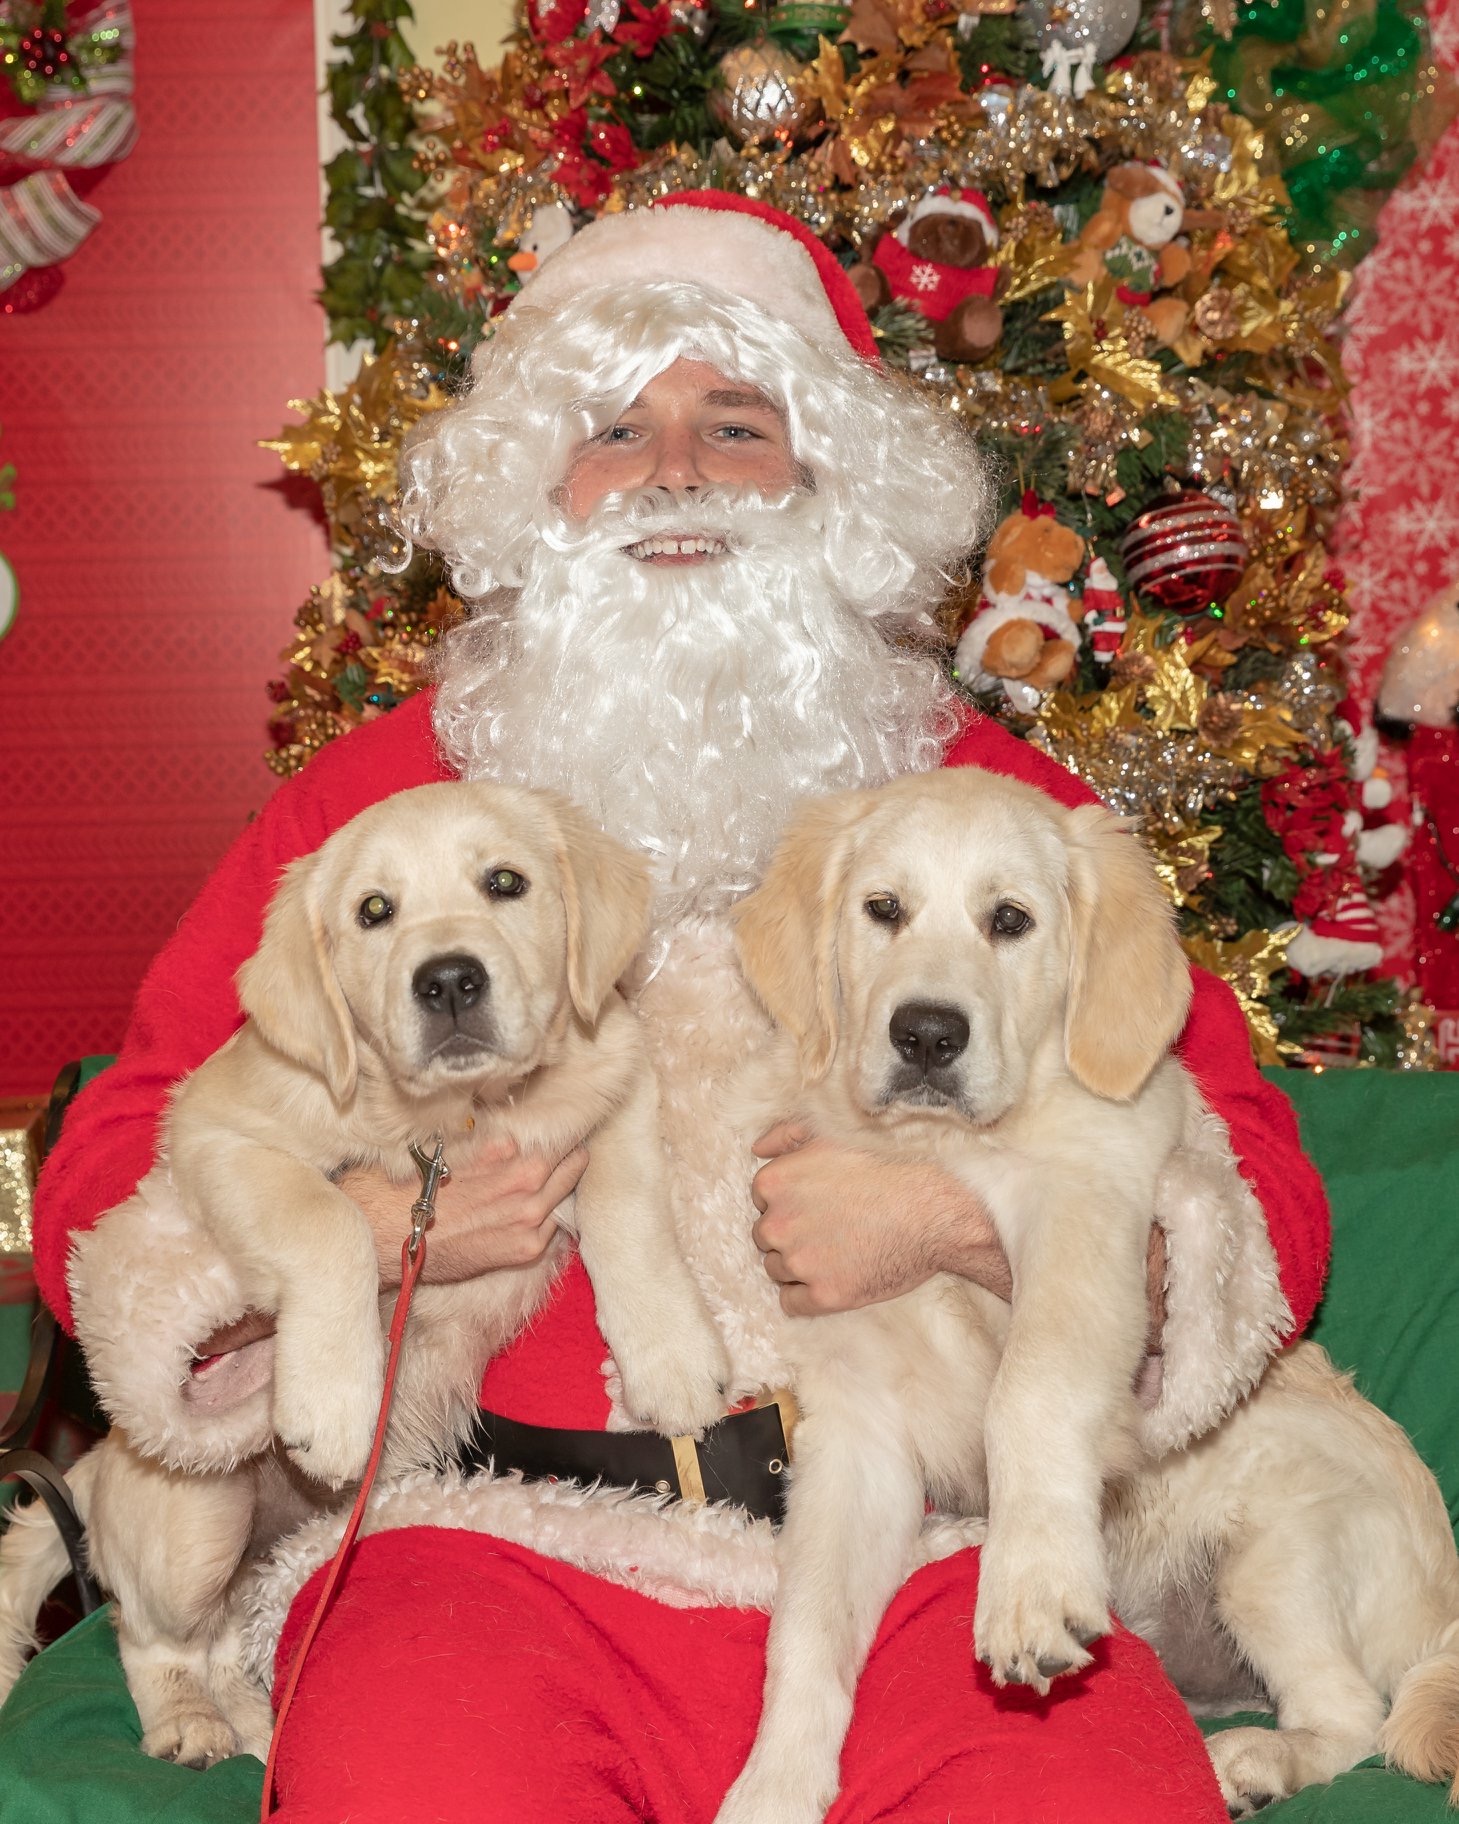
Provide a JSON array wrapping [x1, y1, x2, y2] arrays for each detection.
[[1068, 162, 1194, 346], [849, 188, 1005, 362], [955, 493, 1087, 712]]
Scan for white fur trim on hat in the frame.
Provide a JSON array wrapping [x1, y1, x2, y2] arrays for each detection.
[[519, 206, 848, 353]]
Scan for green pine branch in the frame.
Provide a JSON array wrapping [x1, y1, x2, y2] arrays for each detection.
[[320, 2, 431, 351]]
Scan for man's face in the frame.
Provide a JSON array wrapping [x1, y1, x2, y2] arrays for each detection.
[[559, 357, 800, 566]]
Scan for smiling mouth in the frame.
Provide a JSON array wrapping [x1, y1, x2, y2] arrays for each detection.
[[624, 535, 728, 564]]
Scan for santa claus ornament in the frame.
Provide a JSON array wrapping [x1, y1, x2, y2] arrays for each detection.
[[1335, 704, 1407, 875], [1120, 487, 1249, 616], [1377, 579, 1459, 1060], [851, 189, 1005, 362], [1080, 555, 1126, 664], [954, 492, 1086, 711], [1261, 754, 1385, 980]]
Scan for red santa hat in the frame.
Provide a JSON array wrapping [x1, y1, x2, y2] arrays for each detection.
[[514, 190, 881, 365], [904, 186, 999, 248]]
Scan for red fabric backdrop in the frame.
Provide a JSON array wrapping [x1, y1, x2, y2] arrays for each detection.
[[1334, 0, 1459, 1046], [0, 0, 327, 1097]]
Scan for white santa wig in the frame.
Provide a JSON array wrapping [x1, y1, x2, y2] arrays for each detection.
[[396, 200, 985, 623], [392, 199, 990, 930]]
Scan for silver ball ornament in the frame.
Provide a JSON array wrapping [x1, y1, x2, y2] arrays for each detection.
[[1022, 0, 1140, 66], [709, 40, 818, 147]]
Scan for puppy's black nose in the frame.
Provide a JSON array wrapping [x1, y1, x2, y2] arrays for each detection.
[[889, 1001, 970, 1075], [412, 954, 488, 1022]]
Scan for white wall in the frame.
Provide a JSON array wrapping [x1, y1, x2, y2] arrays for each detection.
[[406, 0, 516, 60]]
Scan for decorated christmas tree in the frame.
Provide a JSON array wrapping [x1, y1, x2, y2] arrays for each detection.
[[263, 0, 1444, 1066]]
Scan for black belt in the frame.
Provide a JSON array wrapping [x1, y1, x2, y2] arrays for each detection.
[[454, 1392, 798, 1526]]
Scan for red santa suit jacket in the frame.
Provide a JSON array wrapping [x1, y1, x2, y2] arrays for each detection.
[[31, 690, 1329, 1433]]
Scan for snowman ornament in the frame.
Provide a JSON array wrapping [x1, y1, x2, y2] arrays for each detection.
[[507, 203, 577, 282]]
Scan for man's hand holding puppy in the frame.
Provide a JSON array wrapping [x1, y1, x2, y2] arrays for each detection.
[[751, 1120, 1169, 1412], [347, 1138, 589, 1287], [750, 1119, 1014, 1313]]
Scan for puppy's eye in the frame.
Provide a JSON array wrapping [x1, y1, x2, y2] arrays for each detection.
[[485, 868, 529, 899], [865, 895, 902, 926], [358, 893, 394, 928], [991, 903, 1032, 937]]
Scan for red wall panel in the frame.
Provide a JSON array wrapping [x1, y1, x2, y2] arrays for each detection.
[[0, 0, 328, 1096]]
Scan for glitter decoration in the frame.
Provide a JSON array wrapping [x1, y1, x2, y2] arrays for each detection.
[[0, 1105, 43, 1257], [1121, 489, 1250, 616]]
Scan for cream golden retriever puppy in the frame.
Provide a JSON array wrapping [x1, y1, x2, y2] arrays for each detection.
[[713, 768, 1459, 1823], [0, 779, 728, 1765]]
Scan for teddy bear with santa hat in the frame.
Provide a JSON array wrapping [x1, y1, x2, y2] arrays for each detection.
[[850, 186, 1005, 361]]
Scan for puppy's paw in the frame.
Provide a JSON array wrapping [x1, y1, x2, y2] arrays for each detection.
[[142, 1704, 242, 1770], [615, 1308, 732, 1440], [1205, 1727, 1294, 1817], [973, 1527, 1108, 1696], [273, 1327, 383, 1489]]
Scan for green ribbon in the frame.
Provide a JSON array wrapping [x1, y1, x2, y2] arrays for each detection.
[[1205, 0, 1433, 267]]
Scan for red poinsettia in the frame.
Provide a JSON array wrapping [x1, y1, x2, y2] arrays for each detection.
[[586, 118, 640, 172], [544, 33, 619, 108], [553, 143, 613, 208], [612, 0, 673, 58], [527, 0, 588, 45]]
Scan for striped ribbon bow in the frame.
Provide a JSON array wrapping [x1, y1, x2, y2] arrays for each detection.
[[0, 2, 136, 303]]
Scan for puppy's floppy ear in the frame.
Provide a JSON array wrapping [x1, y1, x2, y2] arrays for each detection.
[[1063, 804, 1191, 1101], [544, 794, 653, 1021], [733, 792, 865, 1081], [236, 854, 359, 1104]]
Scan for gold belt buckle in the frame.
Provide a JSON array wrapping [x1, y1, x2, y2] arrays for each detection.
[[667, 1385, 799, 1508]]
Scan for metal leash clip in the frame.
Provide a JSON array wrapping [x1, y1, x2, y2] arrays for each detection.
[[406, 1138, 450, 1259]]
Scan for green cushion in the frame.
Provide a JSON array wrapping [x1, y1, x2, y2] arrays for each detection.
[[1279, 1069, 1459, 1532], [1196, 1070, 1459, 1820], [1, 1069, 1455, 1819], [0, 1609, 262, 1820]]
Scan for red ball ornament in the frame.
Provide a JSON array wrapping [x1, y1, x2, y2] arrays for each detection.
[[1119, 489, 1249, 617]]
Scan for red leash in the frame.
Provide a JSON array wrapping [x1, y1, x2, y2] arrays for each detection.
[[260, 1141, 447, 1819]]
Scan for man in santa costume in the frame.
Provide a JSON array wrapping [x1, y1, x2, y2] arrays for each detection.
[[29, 194, 1325, 1823]]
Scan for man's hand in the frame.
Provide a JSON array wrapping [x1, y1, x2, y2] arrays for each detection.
[[750, 1121, 1011, 1316], [749, 1122, 1169, 1368], [191, 1140, 588, 1360], [344, 1137, 589, 1288]]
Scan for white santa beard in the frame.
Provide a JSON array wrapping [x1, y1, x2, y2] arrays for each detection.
[[432, 488, 956, 935]]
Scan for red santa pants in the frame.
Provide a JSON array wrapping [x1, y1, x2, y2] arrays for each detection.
[[271, 1527, 1226, 1823]]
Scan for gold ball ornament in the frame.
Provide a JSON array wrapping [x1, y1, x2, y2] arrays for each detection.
[[709, 40, 817, 148]]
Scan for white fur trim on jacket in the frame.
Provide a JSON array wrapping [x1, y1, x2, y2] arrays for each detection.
[[68, 1169, 277, 1474], [240, 1465, 987, 1684], [1141, 1097, 1292, 1459]]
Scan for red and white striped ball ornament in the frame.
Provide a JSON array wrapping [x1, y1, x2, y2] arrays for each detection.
[[1119, 488, 1249, 616]]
